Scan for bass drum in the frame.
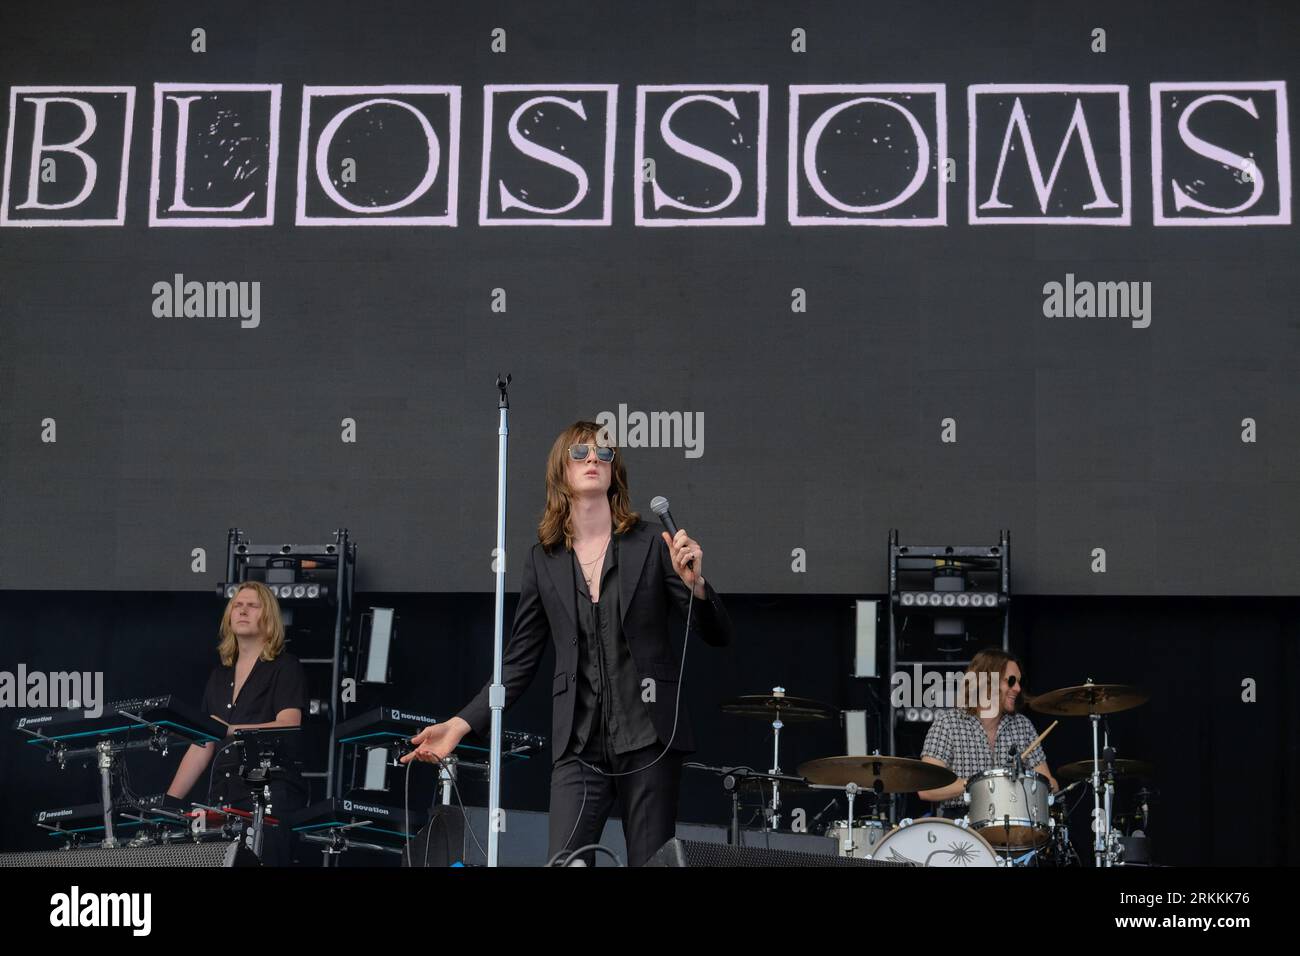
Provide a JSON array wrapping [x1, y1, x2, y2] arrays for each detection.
[[868, 817, 1000, 868]]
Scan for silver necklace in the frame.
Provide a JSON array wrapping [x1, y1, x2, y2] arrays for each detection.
[[577, 535, 611, 587]]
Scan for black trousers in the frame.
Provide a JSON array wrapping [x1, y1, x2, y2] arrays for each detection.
[[547, 740, 683, 868]]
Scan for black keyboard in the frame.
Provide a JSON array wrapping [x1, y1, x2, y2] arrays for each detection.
[[335, 706, 546, 759], [15, 695, 225, 745], [33, 793, 169, 832], [285, 794, 427, 840]]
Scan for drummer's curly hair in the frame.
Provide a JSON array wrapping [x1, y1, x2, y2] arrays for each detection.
[[963, 647, 1024, 717]]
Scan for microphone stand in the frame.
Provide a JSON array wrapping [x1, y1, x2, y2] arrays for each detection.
[[487, 374, 511, 868], [685, 764, 805, 845]]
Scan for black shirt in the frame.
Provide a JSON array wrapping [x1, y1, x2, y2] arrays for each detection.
[[567, 535, 660, 760], [200, 651, 307, 805]]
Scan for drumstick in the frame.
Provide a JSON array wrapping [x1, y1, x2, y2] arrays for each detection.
[[1020, 720, 1058, 760]]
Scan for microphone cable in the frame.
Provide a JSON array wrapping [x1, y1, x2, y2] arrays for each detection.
[[402, 752, 488, 866]]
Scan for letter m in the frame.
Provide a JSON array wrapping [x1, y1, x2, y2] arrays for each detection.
[[969, 84, 1131, 225]]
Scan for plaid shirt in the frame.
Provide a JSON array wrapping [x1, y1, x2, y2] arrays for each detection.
[[920, 709, 1049, 808]]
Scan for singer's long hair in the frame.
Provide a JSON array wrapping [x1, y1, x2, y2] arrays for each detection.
[[962, 647, 1024, 717], [216, 581, 287, 666], [538, 420, 639, 553]]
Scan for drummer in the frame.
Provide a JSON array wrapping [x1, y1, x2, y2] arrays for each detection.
[[917, 648, 1059, 817]]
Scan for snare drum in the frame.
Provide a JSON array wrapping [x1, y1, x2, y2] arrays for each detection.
[[965, 768, 1052, 849], [868, 817, 999, 867], [824, 819, 886, 858]]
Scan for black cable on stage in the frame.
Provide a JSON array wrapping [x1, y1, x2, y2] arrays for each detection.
[[402, 752, 488, 866]]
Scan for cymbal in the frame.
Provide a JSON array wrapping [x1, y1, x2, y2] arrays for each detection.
[[797, 755, 957, 793], [1057, 758, 1154, 782], [1028, 684, 1148, 716], [721, 694, 836, 721]]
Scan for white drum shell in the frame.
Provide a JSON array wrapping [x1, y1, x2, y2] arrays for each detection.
[[966, 769, 1051, 849], [869, 817, 999, 867]]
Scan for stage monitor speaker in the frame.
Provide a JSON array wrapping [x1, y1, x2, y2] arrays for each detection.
[[0, 841, 257, 867], [402, 806, 468, 867], [645, 838, 900, 868]]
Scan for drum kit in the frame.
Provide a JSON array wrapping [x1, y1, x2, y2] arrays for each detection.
[[712, 680, 1154, 867]]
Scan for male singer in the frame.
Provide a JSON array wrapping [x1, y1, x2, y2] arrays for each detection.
[[402, 420, 732, 866]]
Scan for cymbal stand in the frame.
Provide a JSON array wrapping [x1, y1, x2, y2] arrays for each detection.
[[1085, 680, 1107, 867], [841, 782, 861, 856], [767, 686, 785, 830], [1102, 719, 1121, 865]]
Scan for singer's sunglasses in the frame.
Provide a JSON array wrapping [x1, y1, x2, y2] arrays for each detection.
[[568, 443, 616, 463]]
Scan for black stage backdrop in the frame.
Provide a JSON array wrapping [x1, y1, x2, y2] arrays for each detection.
[[1, 0, 1299, 595], [1, 590, 1296, 866]]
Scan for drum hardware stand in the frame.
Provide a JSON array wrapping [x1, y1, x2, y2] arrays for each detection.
[[486, 374, 512, 868], [806, 779, 883, 856], [1101, 727, 1128, 865], [766, 686, 787, 830], [840, 782, 863, 856], [1084, 680, 1110, 867]]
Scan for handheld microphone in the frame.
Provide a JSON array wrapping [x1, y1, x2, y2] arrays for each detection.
[[649, 496, 692, 568]]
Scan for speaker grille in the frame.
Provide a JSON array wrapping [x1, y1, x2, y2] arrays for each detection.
[[0, 841, 257, 867], [646, 838, 907, 868]]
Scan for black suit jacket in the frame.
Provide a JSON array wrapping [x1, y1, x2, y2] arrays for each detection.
[[455, 519, 732, 764]]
